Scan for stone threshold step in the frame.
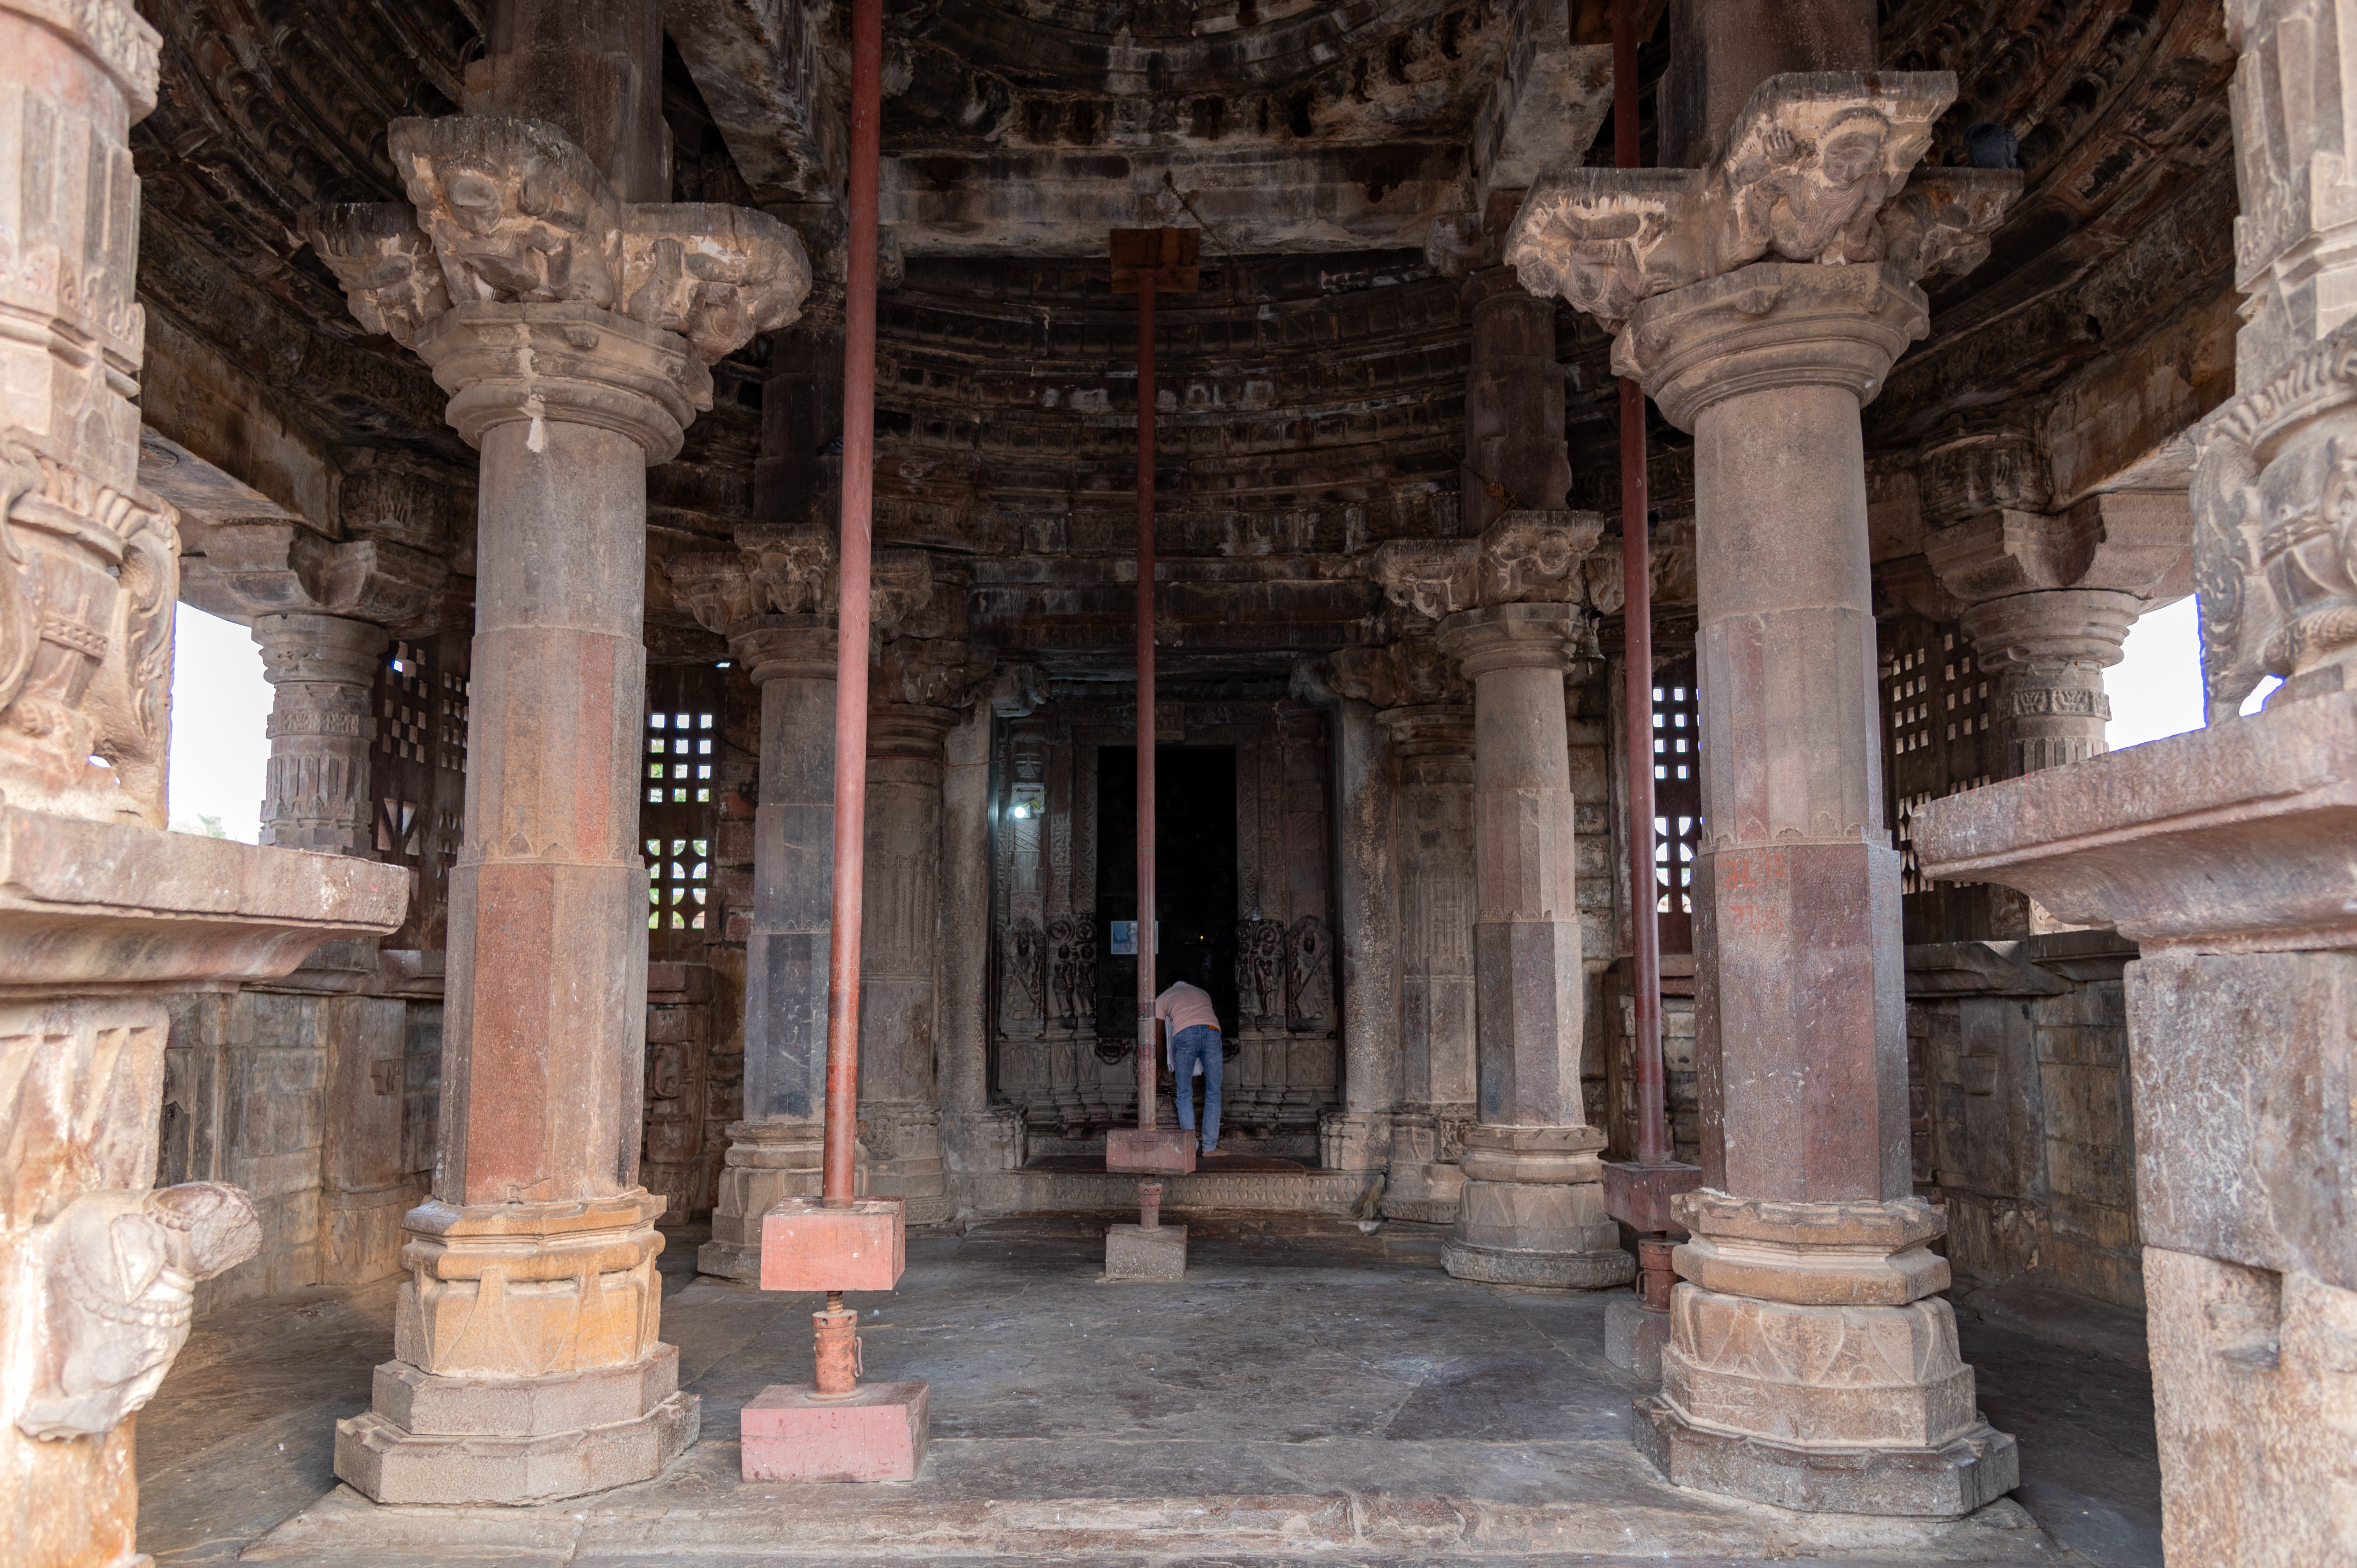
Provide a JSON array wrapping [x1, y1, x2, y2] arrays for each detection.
[[248, 1476, 2052, 1564]]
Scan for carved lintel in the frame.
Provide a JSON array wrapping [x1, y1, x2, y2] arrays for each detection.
[[1926, 494, 2190, 608], [19, 1183, 261, 1440]]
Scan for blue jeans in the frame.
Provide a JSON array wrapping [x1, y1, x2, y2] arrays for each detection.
[[1170, 1024, 1222, 1151]]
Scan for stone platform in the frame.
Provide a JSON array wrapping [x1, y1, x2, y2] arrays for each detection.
[[964, 1155, 1368, 1217], [137, 1218, 2163, 1566]]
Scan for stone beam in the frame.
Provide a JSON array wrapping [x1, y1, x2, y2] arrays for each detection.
[[668, 0, 843, 209]]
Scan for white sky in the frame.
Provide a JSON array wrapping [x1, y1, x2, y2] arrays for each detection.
[[160, 593, 2219, 844], [166, 603, 272, 841]]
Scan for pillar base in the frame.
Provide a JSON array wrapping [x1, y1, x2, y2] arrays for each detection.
[[741, 1382, 929, 1483], [1633, 1395, 2018, 1519], [700, 1120, 828, 1281], [1317, 1109, 1392, 1172], [1605, 1296, 1671, 1379], [334, 1349, 700, 1504], [1443, 1125, 1633, 1289], [1639, 1191, 2018, 1519], [1381, 1160, 1466, 1223], [1106, 1222, 1187, 1280]]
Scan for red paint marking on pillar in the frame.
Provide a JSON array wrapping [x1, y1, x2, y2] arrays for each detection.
[[1615, 0, 1667, 1169], [825, 0, 883, 1207], [1136, 270, 1158, 1134]]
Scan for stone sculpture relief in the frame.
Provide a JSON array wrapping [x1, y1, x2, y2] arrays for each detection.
[[1005, 916, 1045, 1022], [1238, 917, 1288, 1021], [0, 431, 180, 826], [1047, 913, 1095, 1029], [1505, 74, 2018, 334], [1286, 915, 1336, 1031], [18, 1183, 262, 1441]]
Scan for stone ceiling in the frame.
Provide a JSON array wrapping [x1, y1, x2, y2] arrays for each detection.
[[131, 0, 2237, 674]]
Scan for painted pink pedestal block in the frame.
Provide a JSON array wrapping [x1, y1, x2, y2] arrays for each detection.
[[740, 1382, 930, 1482], [1106, 1127, 1197, 1173]]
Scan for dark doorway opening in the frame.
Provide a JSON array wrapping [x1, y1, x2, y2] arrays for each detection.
[[1096, 747, 1239, 1041]]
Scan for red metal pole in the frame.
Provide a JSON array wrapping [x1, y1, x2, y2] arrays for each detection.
[[823, 0, 883, 1204], [1614, 0, 1666, 1167], [1135, 270, 1158, 1131]]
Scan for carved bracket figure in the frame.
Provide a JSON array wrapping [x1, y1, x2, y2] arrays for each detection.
[[19, 1183, 262, 1441]]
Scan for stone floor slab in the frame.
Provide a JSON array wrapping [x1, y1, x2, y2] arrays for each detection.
[[136, 1218, 2158, 1566]]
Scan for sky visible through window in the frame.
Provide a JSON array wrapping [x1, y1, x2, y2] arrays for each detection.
[[163, 597, 2230, 845]]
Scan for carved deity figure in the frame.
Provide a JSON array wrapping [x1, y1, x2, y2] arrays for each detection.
[[19, 1183, 262, 1441], [1287, 915, 1336, 1031]]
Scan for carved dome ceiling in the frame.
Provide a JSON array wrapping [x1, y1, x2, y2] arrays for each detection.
[[130, 0, 2237, 669]]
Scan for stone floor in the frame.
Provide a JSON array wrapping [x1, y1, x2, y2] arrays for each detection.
[[135, 1217, 2163, 1567]]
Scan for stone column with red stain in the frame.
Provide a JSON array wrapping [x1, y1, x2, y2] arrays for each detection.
[[1507, 60, 2023, 1516], [300, 0, 810, 1504]]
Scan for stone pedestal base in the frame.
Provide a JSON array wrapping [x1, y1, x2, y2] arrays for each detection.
[[1639, 1190, 2018, 1519], [1605, 1296, 1671, 1379], [336, 1350, 699, 1504], [859, 1102, 952, 1226], [337, 1190, 700, 1503], [1633, 1394, 2017, 1518], [1317, 1109, 1392, 1172], [1106, 1223, 1187, 1281], [1443, 1125, 1632, 1288], [699, 1120, 827, 1281], [941, 1106, 1027, 1174], [1381, 1159, 1466, 1223], [741, 1382, 930, 1483]]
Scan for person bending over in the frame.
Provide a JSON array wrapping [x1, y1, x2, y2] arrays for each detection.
[[1153, 976, 1223, 1155]]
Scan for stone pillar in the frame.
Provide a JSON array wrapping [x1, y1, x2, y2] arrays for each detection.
[[1434, 600, 1628, 1286], [1314, 684, 1398, 1174], [302, 17, 809, 1501], [700, 616, 835, 1280], [1917, 5, 2357, 1556], [253, 614, 389, 855], [858, 701, 960, 1224], [940, 667, 1042, 1189], [1380, 703, 1479, 1221], [1508, 66, 2023, 1515], [0, 5, 409, 1564], [1463, 268, 1574, 531]]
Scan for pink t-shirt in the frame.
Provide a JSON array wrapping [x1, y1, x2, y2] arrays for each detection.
[[1153, 981, 1221, 1038]]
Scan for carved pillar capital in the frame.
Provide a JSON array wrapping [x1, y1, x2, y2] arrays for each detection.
[[300, 115, 812, 463], [1620, 263, 1930, 433], [867, 701, 960, 765], [1506, 71, 2017, 343], [250, 612, 385, 856], [1436, 601, 1596, 679], [730, 616, 837, 685], [203, 521, 450, 631], [1478, 510, 1606, 604]]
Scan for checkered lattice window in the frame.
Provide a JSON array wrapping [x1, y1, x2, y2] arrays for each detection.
[[1885, 632, 1993, 896], [369, 637, 468, 948], [645, 833, 712, 932], [645, 708, 715, 805], [1651, 660, 1701, 952]]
